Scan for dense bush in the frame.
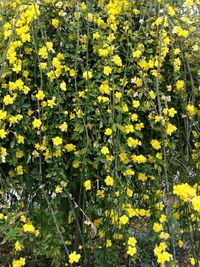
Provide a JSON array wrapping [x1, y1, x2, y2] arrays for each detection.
[[0, 0, 199, 266]]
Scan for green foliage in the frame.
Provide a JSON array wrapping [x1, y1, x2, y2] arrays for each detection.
[[0, 0, 199, 266]]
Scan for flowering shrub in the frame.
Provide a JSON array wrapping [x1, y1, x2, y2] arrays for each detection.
[[0, 0, 199, 266]]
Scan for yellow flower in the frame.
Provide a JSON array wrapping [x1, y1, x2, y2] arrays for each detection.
[[16, 151, 24, 159], [99, 81, 111, 94], [186, 104, 197, 117], [84, 180, 92, 191], [192, 196, 200, 212], [173, 183, 196, 201], [60, 81, 67, 91], [128, 236, 137, 246], [190, 257, 195, 266], [64, 143, 76, 152], [96, 189, 105, 198], [40, 62, 47, 70], [149, 90, 156, 99], [0, 129, 7, 139], [69, 251, 81, 264], [131, 113, 138, 121], [132, 154, 147, 164], [47, 98, 56, 108], [23, 223, 35, 233], [159, 215, 167, 223], [173, 26, 188, 38], [126, 188, 133, 197], [15, 241, 22, 251], [178, 240, 184, 248], [132, 50, 142, 58], [185, 0, 193, 7], [159, 232, 169, 240], [106, 239, 112, 247], [3, 95, 14, 105], [38, 46, 48, 59], [175, 80, 184, 92], [52, 18, 59, 28], [119, 151, 129, 164], [70, 69, 76, 77], [52, 136, 63, 146], [124, 169, 135, 176], [93, 32, 100, 39], [101, 146, 109, 155], [16, 165, 23, 175], [119, 215, 129, 225], [168, 108, 177, 117], [104, 175, 114, 186], [105, 128, 112, 136], [166, 123, 177, 135], [157, 251, 172, 265], [59, 122, 68, 132], [83, 71, 93, 80], [12, 257, 25, 267], [0, 110, 7, 120], [32, 118, 42, 128], [138, 172, 147, 182], [153, 222, 163, 232], [112, 55, 122, 66], [36, 90, 45, 100], [55, 186, 63, 193], [132, 100, 140, 108], [127, 137, 139, 148], [127, 246, 137, 256], [103, 66, 112, 76], [124, 124, 134, 134], [151, 139, 161, 150]]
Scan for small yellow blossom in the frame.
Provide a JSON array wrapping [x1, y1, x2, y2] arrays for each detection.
[[84, 180, 92, 191], [52, 136, 63, 146], [69, 251, 81, 264], [104, 175, 114, 186], [60, 81, 67, 91], [132, 100, 140, 108], [112, 55, 122, 66], [12, 257, 25, 267], [127, 246, 137, 256], [126, 188, 133, 197], [3, 95, 14, 105], [55, 186, 63, 193], [175, 80, 184, 92], [192, 196, 200, 212], [15, 241, 22, 251], [83, 71, 93, 80], [153, 222, 163, 232], [128, 236, 137, 246], [151, 139, 161, 150], [36, 90, 45, 100], [166, 123, 177, 135], [101, 146, 109, 155], [32, 118, 42, 128], [104, 128, 112, 136], [0, 129, 7, 139], [59, 122, 68, 132], [103, 66, 112, 76], [178, 240, 184, 248], [52, 18, 59, 28], [119, 215, 129, 225], [132, 50, 142, 58], [64, 143, 76, 152], [23, 223, 35, 233]]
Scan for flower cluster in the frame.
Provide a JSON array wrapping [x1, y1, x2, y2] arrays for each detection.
[[0, 0, 199, 266]]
